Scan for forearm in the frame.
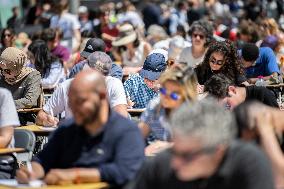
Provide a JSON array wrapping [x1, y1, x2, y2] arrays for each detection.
[[31, 162, 45, 179], [75, 168, 101, 183], [113, 104, 128, 118], [0, 126, 13, 148], [260, 127, 284, 175], [35, 110, 48, 126]]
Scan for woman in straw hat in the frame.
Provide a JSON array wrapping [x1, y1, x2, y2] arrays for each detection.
[[0, 47, 41, 110], [112, 23, 152, 75]]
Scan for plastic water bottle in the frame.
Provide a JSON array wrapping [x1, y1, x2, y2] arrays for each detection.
[[255, 76, 266, 86]]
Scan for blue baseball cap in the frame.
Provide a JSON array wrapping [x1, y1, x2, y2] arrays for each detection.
[[139, 53, 167, 81]]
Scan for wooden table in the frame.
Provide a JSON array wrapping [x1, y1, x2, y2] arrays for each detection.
[[266, 83, 284, 88], [16, 125, 56, 136], [0, 182, 108, 189], [0, 148, 25, 155]]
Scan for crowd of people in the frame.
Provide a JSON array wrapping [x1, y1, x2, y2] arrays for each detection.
[[0, 0, 284, 188]]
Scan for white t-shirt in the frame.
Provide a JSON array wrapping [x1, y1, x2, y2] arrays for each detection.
[[0, 88, 20, 148], [179, 46, 205, 67], [105, 76, 127, 107], [43, 79, 73, 119], [43, 77, 127, 119]]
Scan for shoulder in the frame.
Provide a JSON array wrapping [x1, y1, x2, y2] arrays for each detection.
[[0, 88, 11, 96], [106, 76, 122, 85], [107, 111, 139, 133], [51, 119, 78, 137]]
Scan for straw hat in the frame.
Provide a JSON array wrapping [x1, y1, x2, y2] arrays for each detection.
[[112, 24, 137, 46]]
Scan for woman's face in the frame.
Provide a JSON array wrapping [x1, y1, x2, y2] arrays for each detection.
[[0, 63, 18, 79], [191, 30, 206, 48], [209, 51, 225, 71], [160, 80, 185, 109], [2, 30, 14, 47]]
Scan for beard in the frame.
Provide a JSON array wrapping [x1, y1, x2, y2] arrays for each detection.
[[80, 101, 102, 126]]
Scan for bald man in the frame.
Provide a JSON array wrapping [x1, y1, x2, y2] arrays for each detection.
[[16, 70, 144, 186]]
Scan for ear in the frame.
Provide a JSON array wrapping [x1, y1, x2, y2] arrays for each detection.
[[228, 86, 237, 95]]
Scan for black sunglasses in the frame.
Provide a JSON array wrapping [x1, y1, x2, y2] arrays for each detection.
[[192, 33, 205, 40], [209, 57, 224, 66], [0, 68, 11, 75]]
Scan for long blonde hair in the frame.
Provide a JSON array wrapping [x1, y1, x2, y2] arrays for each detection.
[[159, 66, 198, 101]]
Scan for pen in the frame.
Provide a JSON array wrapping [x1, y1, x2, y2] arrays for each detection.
[[26, 161, 33, 173]]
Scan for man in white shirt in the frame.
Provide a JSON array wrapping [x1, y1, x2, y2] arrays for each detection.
[[36, 52, 128, 126], [0, 88, 20, 178]]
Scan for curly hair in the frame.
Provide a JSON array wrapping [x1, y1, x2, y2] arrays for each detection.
[[196, 40, 245, 84]]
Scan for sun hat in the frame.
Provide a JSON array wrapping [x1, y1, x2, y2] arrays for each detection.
[[139, 53, 167, 81], [78, 6, 88, 14], [80, 38, 106, 59], [112, 24, 137, 47]]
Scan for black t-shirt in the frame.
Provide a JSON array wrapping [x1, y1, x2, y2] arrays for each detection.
[[128, 140, 274, 189], [245, 86, 279, 108]]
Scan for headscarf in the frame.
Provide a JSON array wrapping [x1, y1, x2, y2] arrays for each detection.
[[0, 47, 34, 85]]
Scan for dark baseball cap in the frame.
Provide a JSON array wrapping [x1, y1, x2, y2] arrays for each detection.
[[139, 53, 167, 81], [87, 51, 112, 76], [80, 38, 106, 59]]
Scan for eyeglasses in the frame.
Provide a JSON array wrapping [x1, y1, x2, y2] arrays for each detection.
[[192, 33, 205, 40], [160, 87, 181, 101], [209, 57, 224, 66], [171, 147, 216, 162], [0, 68, 11, 75]]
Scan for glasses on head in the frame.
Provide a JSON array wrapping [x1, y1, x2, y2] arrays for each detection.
[[171, 146, 216, 162], [160, 87, 181, 101], [209, 57, 224, 66], [192, 33, 205, 40], [0, 68, 11, 75]]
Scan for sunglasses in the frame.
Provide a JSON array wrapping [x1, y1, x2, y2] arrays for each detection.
[[192, 33, 205, 40], [0, 68, 11, 75], [171, 147, 216, 162], [209, 57, 224, 66], [160, 87, 181, 101], [3, 33, 12, 38]]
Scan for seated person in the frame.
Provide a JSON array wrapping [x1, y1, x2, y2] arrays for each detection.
[[129, 99, 274, 189], [195, 40, 246, 86], [16, 70, 145, 186], [204, 74, 279, 109], [68, 38, 123, 80], [0, 88, 19, 179], [36, 51, 128, 126], [139, 66, 198, 155], [234, 101, 284, 188], [28, 40, 66, 89], [124, 53, 167, 109], [41, 28, 71, 65], [240, 43, 280, 84], [0, 47, 41, 109]]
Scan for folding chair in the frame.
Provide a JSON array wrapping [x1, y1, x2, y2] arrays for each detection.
[[14, 129, 36, 163]]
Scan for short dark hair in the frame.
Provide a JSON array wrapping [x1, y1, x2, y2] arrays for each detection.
[[204, 74, 234, 99], [41, 28, 56, 42], [241, 43, 259, 62]]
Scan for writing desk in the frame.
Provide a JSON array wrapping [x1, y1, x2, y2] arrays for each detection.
[[0, 182, 109, 189], [0, 148, 25, 155], [16, 125, 56, 136]]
